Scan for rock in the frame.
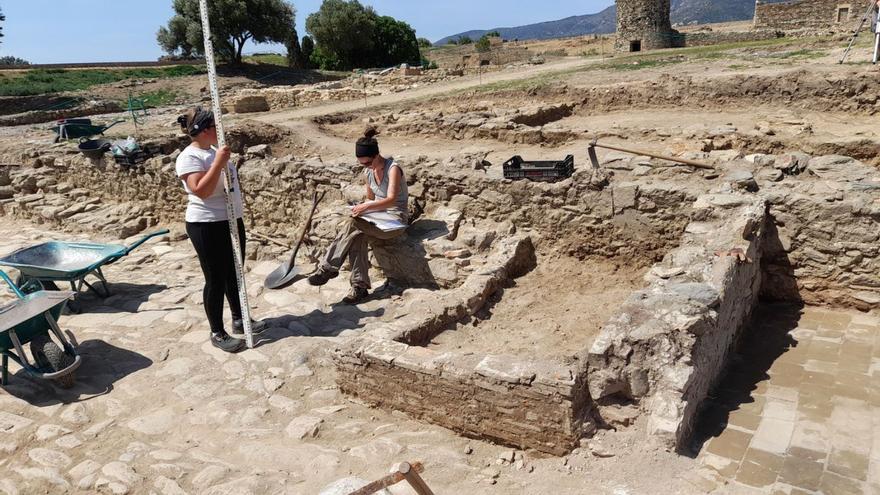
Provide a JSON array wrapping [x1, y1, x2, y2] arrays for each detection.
[[35, 424, 71, 441], [319, 477, 391, 495], [59, 403, 90, 425], [443, 248, 472, 259], [667, 282, 720, 307], [600, 405, 640, 427], [269, 394, 302, 414], [191, 465, 229, 490], [0, 186, 13, 200], [233, 96, 270, 113], [154, 476, 187, 495], [101, 462, 142, 486], [774, 152, 810, 174], [69, 460, 102, 482], [744, 154, 775, 166], [94, 477, 129, 495], [126, 407, 176, 435], [285, 415, 324, 439], [246, 144, 270, 158], [724, 170, 758, 192], [27, 448, 72, 468]]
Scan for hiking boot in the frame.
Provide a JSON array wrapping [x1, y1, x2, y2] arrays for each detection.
[[308, 269, 338, 286], [342, 287, 369, 305], [211, 331, 246, 353], [231, 318, 267, 336]]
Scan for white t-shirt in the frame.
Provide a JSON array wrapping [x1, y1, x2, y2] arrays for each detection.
[[175, 145, 244, 223]]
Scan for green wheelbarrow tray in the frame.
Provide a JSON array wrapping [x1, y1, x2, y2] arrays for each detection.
[[0, 270, 80, 386], [0, 229, 169, 309]]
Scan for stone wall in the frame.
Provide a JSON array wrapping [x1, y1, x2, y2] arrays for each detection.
[[754, 0, 863, 31], [334, 235, 598, 456], [616, 0, 682, 51], [587, 193, 767, 450], [684, 29, 785, 47]]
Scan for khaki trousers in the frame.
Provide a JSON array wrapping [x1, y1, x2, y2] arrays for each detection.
[[320, 217, 404, 289]]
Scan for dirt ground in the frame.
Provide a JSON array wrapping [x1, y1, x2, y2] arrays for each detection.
[[428, 256, 645, 361], [1, 25, 879, 495]]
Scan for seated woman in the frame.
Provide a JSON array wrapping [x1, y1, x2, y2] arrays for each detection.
[[308, 128, 408, 304]]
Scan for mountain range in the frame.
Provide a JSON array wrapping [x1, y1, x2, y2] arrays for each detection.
[[434, 0, 757, 45]]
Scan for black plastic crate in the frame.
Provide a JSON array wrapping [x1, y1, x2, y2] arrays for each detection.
[[502, 155, 574, 182]]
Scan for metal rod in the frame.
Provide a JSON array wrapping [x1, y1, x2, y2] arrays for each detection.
[[840, 1, 878, 64], [590, 140, 715, 170], [348, 462, 427, 495], [198, 0, 255, 348]]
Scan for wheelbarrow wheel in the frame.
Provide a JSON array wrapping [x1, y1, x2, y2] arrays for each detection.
[[30, 335, 76, 388]]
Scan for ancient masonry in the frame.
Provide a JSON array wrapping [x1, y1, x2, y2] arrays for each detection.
[[615, 0, 681, 52], [754, 0, 866, 31]]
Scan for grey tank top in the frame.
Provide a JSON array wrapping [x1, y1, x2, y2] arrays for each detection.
[[367, 158, 408, 218]]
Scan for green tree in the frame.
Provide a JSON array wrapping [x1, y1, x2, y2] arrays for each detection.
[[286, 28, 303, 67], [475, 35, 491, 53], [458, 35, 473, 45], [157, 0, 296, 65], [301, 35, 315, 68], [417, 37, 432, 48], [371, 16, 420, 67], [486, 30, 501, 38], [306, 0, 376, 70], [0, 56, 29, 66]]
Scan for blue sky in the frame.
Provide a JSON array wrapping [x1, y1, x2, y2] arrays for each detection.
[[0, 0, 613, 64]]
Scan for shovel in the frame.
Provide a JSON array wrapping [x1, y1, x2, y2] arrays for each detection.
[[264, 190, 325, 290]]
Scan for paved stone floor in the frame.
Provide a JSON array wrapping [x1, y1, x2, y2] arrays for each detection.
[[695, 304, 880, 494]]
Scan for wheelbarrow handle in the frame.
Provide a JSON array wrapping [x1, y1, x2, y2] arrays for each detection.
[[0, 269, 24, 299], [122, 229, 170, 255]]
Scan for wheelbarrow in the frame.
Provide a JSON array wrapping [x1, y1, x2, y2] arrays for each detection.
[[51, 118, 124, 143], [0, 229, 169, 311], [0, 270, 81, 388]]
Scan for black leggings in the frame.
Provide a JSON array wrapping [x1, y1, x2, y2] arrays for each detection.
[[186, 219, 246, 334]]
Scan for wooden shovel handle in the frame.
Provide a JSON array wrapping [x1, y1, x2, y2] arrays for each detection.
[[287, 190, 325, 265], [590, 139, 715, 170]]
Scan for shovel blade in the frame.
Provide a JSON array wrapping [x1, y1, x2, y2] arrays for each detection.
[[264, 263, 302, 290]]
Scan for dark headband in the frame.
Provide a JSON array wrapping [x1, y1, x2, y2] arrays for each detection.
[[177, 107, 214, 137], [355, 142, 379, 157]]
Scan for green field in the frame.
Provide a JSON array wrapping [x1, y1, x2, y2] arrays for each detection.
[[0, 65, 205, 97]]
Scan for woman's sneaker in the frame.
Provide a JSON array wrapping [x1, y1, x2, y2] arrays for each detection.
[[342, 287, 369, 305], [231, 319, 268, 336], [211, 331, 246, 353], [307, 268, 338, 286]]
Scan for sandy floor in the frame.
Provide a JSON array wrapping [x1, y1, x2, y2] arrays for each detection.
[[427, 256, 645, 361]]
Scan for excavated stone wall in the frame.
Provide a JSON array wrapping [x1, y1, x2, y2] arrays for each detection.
[[587, 193, 766, 450], [754, 0, 862, 31]]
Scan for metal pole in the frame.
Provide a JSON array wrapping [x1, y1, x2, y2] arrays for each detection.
[[198, 0, 255, 348], [874, 8, 880, 63]]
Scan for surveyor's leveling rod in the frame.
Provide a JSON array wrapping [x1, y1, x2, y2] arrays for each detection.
[[198, 0, 255, 348], [840, 1, 878, 64]]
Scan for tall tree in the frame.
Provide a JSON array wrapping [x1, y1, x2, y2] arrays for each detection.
[[157, 0, 296, 65], [301, 35, 315, 69], [417, 37, 432, 49], [306, 0, 376, 70], [285, 27, 303, 68], [371, 16, 420, 67]]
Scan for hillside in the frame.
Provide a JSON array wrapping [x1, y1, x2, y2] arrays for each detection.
[[435, 0, 756, 45]]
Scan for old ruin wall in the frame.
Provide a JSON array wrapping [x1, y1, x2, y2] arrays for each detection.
[[754, 0, 864, 31]]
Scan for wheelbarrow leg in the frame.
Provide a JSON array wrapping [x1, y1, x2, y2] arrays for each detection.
[[2, 353, 8, 386], [7, 329, 33, 372]]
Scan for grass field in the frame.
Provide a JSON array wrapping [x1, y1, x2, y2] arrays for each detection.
[[0, 65, 205, 97]]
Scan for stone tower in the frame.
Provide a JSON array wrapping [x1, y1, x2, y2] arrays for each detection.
[[615, 0, 679, 52]]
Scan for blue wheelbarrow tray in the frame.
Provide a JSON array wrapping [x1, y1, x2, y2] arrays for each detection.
[[0, 285, 81, 385], [0, 229, 169, 303]]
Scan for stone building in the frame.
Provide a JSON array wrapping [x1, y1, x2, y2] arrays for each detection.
[[615, 0, 682, 52], [754, 0, 868, 31]]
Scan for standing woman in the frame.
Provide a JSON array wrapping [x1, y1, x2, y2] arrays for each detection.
[[308, 127, 408, 304], [175, 107, 264, 353]]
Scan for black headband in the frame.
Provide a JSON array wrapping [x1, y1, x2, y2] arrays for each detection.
[[178, 108, 214, 137], [356, 142, 379, 157]]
